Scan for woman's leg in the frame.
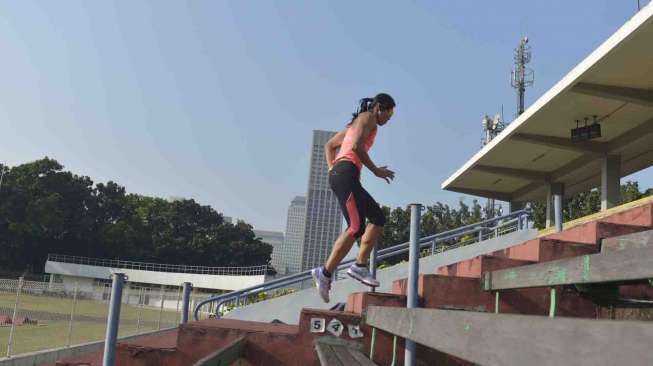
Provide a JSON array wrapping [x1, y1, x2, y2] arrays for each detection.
[[312, 161, 361, 303], [323, 162, 366, 273], [357, 223, 383, 265], [344, 184, 385, 287], [325, 231, 357, 273]]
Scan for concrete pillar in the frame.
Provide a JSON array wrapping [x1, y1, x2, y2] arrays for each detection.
[[546, 183, 564, 230], [601, 155, 621, 211], [545, 185, 554, 228]]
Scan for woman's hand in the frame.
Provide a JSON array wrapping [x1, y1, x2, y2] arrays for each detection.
[[373, 166, 395, 184]]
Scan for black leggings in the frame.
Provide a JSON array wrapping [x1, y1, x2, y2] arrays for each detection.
[[329, 160, 386, 239]]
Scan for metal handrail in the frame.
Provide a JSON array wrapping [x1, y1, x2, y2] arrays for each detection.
[[193, 209, 532, 320], [47, 253, 269, 276]]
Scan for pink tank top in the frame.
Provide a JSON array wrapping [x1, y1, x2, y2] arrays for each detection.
[[334, 125, 377, 171]]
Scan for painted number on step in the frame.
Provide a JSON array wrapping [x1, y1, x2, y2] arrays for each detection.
[[348, 324, 363, 339], [327, 318, 344, 337], [310, 318, 325, 333]]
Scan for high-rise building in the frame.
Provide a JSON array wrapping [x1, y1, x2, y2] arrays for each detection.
[[253, 230, 284, 272], [282, 196, 306, 274], [301, 130, 342, 271]]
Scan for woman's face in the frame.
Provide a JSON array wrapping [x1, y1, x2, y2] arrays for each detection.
[[377, 107, 394, 126]]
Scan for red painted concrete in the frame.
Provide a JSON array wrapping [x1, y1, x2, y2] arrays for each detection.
[[436, 255, 535, 278], [55, 330, 179, 366], [345, 291, 406, 315], [599, 203, 653, 228], [392, 274, 596, 318], [491, 238, 597, 262], [618, 283, 653, 300], [55, 312, 365, 366], [297, 308, 362, 337], [177, 318, 305, 366], [544, 221, 648, 245]]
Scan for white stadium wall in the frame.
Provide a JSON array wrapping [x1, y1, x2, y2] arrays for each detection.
[[45, 260, 266, 291]]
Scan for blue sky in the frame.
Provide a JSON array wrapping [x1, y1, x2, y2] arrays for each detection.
[[1, 1, 651, 232]]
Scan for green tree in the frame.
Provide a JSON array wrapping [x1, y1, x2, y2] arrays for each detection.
[[0, 158, 273, 275], [378, 199, 484, 265], [529, 181, 652, 229]]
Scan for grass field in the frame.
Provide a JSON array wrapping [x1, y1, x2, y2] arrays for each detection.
[[0, 291, 181, 357]]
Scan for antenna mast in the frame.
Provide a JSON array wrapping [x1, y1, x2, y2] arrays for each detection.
[[511, 37, 534, 116], [480, 37, 534, 219]]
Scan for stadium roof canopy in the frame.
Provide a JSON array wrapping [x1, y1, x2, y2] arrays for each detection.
[[442, 6, 653, 203]]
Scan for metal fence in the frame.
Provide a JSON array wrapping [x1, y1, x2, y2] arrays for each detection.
[[194, 209, 533, 320], [0, 278, 211, 358], [47, 253, 269, 276]]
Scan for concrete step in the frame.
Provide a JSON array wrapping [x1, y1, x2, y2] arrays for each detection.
[[392, 274, 596, 318], [299, 308, 376, 361], [490, 238, 597, 262], [298, 308, 362, 336], [436, 255, 535, 278], [344, 292, 404, 366], [177, 318, 304, 366], [345, 292, 406, 315], [54, 329, 180, 366], [599, 202, 653, 228], [618, 283, 653, 300], [601, 228, 653, 253], [544, 221, 649, 245], [336, 293, 469, 365], [344, 293, 472, 365]]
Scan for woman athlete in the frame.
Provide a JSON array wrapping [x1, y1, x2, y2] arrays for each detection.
[[312, 93, 396, 303]]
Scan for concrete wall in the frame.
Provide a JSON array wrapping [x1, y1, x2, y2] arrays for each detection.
[[45, 261, 266, 291], [224, 228, 538, 324]]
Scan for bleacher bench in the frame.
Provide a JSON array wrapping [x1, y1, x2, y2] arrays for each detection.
[[314, 336, 377, 366]]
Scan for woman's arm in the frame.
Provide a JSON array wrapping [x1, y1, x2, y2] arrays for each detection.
[[351, 113, 395, 183], [325, 129, 347, 170]]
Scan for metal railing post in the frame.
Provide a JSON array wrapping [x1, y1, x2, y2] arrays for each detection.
[[181, 282, 192, 324], [66, 282, 79, 347], [370, 247, 377, 293], [103, 272, 125, 366], [516, 215, 521, 230], [136, 287, 144, 333], [6, 277, 24, 358], [175, 285, 182, 321], [157, 287, 165, 330], [405, 203, 422, 366]]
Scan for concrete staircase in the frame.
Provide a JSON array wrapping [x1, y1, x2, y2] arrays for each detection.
[[53, 201, 653, 365]]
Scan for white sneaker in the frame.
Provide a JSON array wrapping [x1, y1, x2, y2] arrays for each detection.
[[347, 264, 380, 287], [311, 267, 332, 303]]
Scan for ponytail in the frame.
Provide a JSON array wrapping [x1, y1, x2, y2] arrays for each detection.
[[347, 93, 395, 126], [348, 98, 374, 126]]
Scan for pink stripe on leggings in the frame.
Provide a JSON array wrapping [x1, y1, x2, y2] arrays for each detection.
[[345, 193, 360, 237]]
